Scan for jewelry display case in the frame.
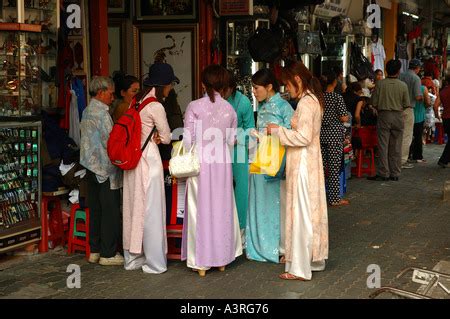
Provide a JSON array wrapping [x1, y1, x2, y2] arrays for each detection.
[[0, 121, 41, 253], [0, 0, 58, 119]]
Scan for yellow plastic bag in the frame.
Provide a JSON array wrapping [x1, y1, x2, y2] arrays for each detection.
[[249, 135, 285, 176]]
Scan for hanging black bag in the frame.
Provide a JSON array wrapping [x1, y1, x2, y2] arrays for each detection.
[[247, 28, 281, 63], [350, 42, 374, 81], [329, 15, 344, 35]]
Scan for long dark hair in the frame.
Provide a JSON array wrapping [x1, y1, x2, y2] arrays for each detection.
[[201, 64, 229, 103], [227, 70, 238, 98], [251, 68, 280, 92], [320, 72, 338, 92], [112, 71, 139, 99], [347, 82, 362, 94], [134, 86, 165, 104], [281, 61, 324, 110]]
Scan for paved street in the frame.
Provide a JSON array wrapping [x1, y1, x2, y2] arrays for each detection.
[[1, 144, 450, 299]]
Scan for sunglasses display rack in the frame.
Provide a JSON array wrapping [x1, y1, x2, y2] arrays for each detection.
[[0, 0, 58, 119], [0, 121, 41, 253]]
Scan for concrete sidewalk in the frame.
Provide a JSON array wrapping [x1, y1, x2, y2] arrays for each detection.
[[1, 144, 449, 299]]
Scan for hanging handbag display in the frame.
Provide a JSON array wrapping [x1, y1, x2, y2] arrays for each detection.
[[350, 42, 374, 81], [247, 28, 281, 63], [169, 142, 200, 179]]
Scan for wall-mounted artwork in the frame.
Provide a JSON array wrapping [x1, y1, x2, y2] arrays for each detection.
[[134, 24, 198, 112], [108, 0, 130, 18], [108, 21, 126, 75], [136, 0, 197, 21]]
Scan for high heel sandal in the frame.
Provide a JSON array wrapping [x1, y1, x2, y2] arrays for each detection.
[[192, 268, 207, 277]]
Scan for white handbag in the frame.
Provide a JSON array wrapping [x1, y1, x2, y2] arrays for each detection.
[[169, 142, 200, 178]]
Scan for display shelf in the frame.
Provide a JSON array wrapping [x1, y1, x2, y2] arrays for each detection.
[[226, 18, 270, 110], [0, 121, 41, 253], [0, 0, 58, 118], [321, 56, 343, 61], [0, 219, 41, 253], [0, 23, 42, 32], [320, 34, 354, 78], [20, 7, 56, 13]]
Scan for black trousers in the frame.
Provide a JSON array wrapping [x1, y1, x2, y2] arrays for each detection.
[[87, 171, 121, 258], [439, 119, 450, 164], [321, 143, 344, 204], [410, 121, 424, 160]]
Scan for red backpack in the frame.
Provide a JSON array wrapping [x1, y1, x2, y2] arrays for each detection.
[[107, 96, 157, 170]]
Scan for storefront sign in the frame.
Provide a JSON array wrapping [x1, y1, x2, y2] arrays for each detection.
[[219, 0, 253, 16], [313, 0, 351, 18]]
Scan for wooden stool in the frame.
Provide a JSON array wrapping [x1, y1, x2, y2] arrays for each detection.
[[39, 188, 70, 253]]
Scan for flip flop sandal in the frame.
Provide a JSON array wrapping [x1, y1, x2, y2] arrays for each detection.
[[331, 199, 350, 207]]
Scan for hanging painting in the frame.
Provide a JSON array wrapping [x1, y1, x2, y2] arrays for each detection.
[[133, 24, 198, 112], [136, 0, 197, 21]]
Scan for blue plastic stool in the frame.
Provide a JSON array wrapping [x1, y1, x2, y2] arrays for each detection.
[[339, 169, 347, 198]]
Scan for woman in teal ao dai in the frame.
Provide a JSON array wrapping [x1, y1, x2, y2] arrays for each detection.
[[246, 69, 294, 263], [225, 72, 256, 231]]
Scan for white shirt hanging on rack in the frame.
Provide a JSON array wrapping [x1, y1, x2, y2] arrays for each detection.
[[371, 39, 386, 72]]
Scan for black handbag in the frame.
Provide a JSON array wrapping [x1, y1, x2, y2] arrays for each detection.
[[350, 42, 374, 81], [247, 28, 281, 63]]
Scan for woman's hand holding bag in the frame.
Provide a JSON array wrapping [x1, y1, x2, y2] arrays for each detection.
[[249, 134, 285, 177]]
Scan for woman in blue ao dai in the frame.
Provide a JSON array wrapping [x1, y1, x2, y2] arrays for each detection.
[[246, 69, 294, 263]]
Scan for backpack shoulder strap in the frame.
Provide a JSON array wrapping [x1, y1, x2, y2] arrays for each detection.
[[141, 126, 157, 152], [136, 96, 159, 152], [135, 96, 158, 112]]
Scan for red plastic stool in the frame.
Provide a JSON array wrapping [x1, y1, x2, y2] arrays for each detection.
[[164, 160, 183, 260], [67, 203, 90, 259], [352, 148, 376, 177], [351, 126, 378, 178], [435, 122, 445, 145], [39, 189, 70, 253]]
